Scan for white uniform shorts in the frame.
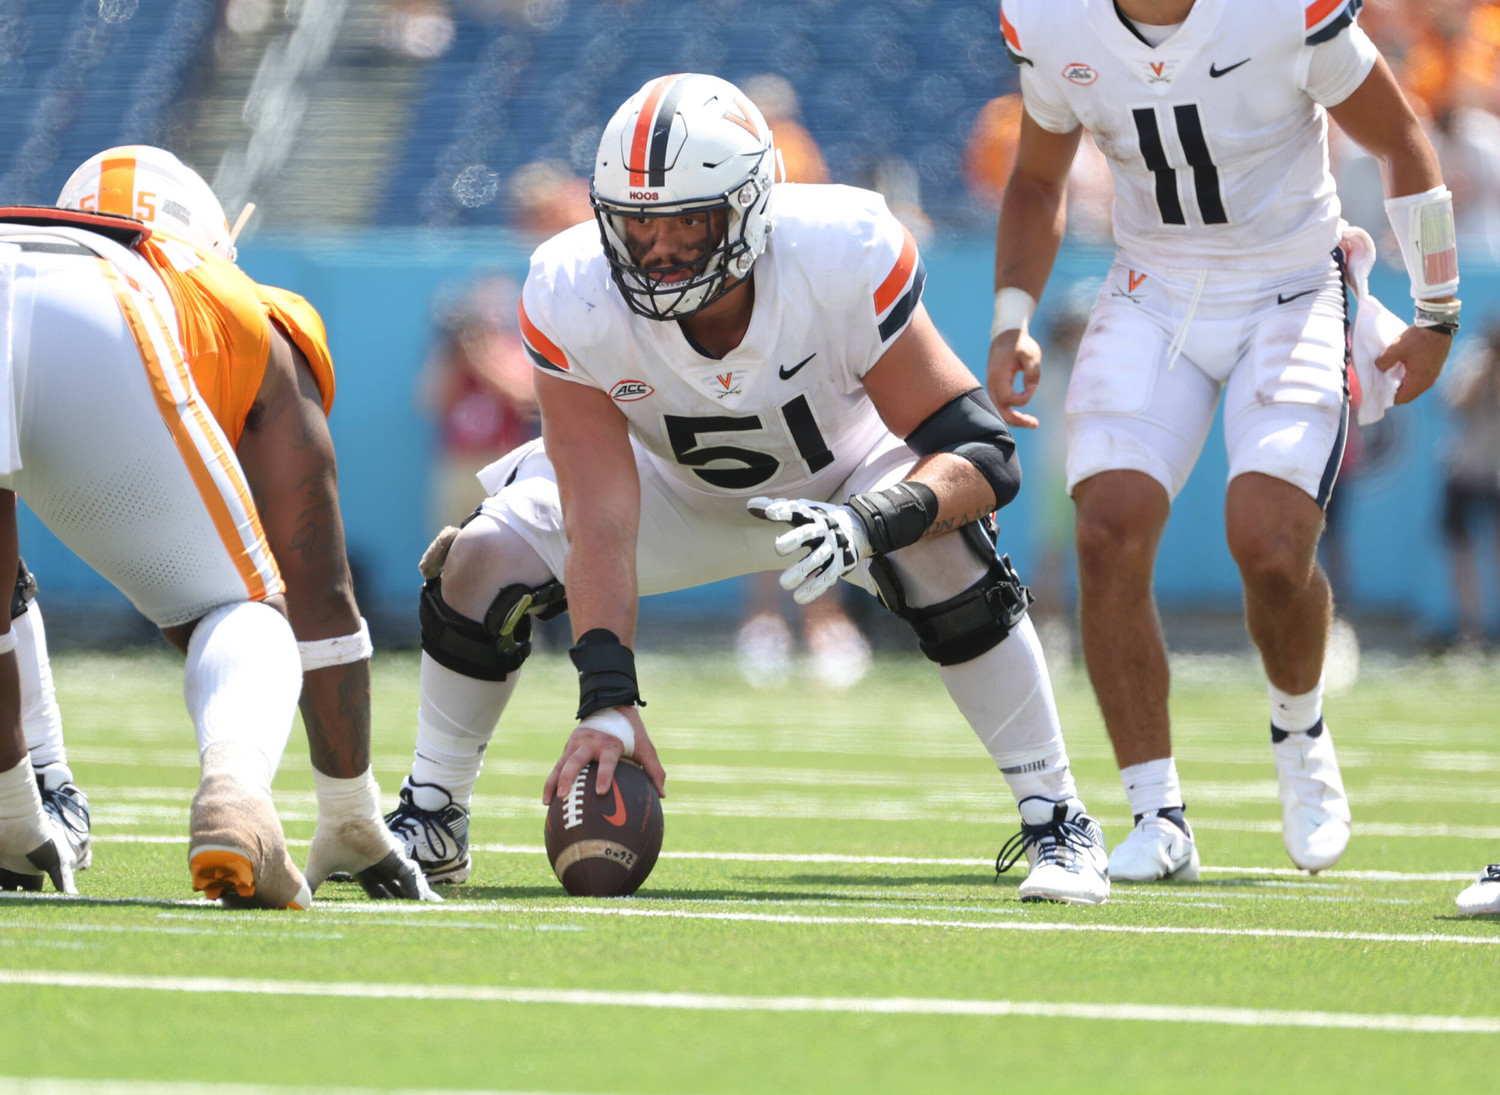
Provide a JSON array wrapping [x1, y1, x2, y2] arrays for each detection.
[[0, 235, 282, 627], [475, 432, 920, 597], [1065, 253, 1350, 506]]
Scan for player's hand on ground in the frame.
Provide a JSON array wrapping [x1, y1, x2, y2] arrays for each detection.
[[986, 329, 1043, 429], [1377, 324, 1452, 405], [543, 706, 665, 804], [747, 497, 871, 604]]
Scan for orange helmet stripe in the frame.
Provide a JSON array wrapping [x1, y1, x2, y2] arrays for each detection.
[[98, 155, 137, 217], [628, 75, 685, 188]]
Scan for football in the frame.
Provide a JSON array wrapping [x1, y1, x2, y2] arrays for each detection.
[[544, 759, 663, 896]]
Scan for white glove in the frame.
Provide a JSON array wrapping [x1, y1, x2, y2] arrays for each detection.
[[748, 496, 871, 604]]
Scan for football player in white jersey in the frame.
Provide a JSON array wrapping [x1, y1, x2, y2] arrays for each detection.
[[987, 0, 1458, 879], [388, 73, 1111, 904]]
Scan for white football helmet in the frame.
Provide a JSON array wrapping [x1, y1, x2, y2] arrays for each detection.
[[590, 73, 776, 320], [57, 145, 237, 261]]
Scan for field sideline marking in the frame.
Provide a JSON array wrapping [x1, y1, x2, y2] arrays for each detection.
[[0, 970, 1493, 1034], [84, 836, 1476, 881]]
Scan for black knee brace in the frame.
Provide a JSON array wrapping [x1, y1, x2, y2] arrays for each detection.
[[418, 576, 567, 681], [866, 519, 1033, 666], [11, 557, 36, 620]]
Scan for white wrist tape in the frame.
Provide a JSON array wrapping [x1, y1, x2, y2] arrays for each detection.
[[578, 707, 635, 759], [0, 629, 16, 656], [990, 287, 1037, 340], [297, 618, 373, 671], [1384, 186, 1459, 300]]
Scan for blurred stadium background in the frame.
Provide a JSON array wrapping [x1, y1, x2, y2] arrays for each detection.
[[3, 0, 1500, 656]]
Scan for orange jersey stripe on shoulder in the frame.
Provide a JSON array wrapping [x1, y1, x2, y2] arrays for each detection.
[[873, 227, 919, 316], [1000, 6, 1022, 52], [517, 298, 568, 371], [137, 237, 273, 448], [1305, 0, 1344, 28]]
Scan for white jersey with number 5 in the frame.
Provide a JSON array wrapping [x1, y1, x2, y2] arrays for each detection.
[[516, 183, 924, 502], [1002, 0, 1377, 272]]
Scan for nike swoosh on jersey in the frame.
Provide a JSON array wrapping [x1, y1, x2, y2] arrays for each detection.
[[603, 781, 628, 826], [1209, 58, 1251, 78], [1277, 288, 1319, 304], [778, 352, 816, 380]]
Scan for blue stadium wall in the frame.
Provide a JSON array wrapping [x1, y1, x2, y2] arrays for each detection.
[[18, 232, 1500, 641]]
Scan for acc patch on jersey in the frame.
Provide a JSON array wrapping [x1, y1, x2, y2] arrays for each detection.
[[545, 760, 663, 896]]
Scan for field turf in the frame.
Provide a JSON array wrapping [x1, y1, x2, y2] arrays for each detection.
[[1, 646, 1496, 1094]]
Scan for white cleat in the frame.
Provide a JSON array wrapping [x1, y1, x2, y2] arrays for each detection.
[[1272, 720, 1351, 873], [36, 764, 91, 873], [1455, 864, 1500, 915], [998, 795, 1110, 906], [1108, 807, 1200, 882], [383, 778, 472, 885]]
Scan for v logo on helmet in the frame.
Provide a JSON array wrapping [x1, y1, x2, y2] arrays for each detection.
[[723, 98, 762, 139]]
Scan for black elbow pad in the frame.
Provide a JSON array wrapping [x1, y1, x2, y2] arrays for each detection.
[[906, 388, 1021, 509]]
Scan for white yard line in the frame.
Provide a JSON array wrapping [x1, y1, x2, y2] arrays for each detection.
[[0, 1082, 586, 1095], [5, 893, 1491, 945], [83, 835, 1483, 879], [0, 970, 1493, 1034]]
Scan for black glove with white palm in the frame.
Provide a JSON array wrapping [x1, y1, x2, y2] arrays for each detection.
[[748, 481, 940, 604]]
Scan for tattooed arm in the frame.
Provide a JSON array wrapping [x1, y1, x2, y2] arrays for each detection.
[[237, 328, 369, 777]]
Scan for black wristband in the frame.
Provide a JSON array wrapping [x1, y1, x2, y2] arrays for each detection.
[[847, 481, 940, 555], [569, 628, 644, 720]]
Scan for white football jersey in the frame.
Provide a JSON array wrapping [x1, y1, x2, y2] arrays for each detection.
[[1003, 0, 1378, 271], [517, 183, 924, 499]]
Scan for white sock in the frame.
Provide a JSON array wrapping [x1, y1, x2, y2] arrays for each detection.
[[1269, 677, 1324, 733], [1120, 757, 1183, 817], [14, 607, 66, 770], [184, 602, 302, 792], [409, 653, 518, 806], [312, 766, 383, 822]]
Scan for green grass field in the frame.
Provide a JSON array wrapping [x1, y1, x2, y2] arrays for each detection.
[[1, 646, 1497, 1094]]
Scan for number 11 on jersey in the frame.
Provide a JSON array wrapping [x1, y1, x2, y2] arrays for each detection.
[[1132, 103, 1228, 227]]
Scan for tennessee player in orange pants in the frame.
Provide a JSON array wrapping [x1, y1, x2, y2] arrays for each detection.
[[0, 147, 432, 903]]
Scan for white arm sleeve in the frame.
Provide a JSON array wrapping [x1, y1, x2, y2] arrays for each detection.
[[1302, 23, 1379, 107]]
